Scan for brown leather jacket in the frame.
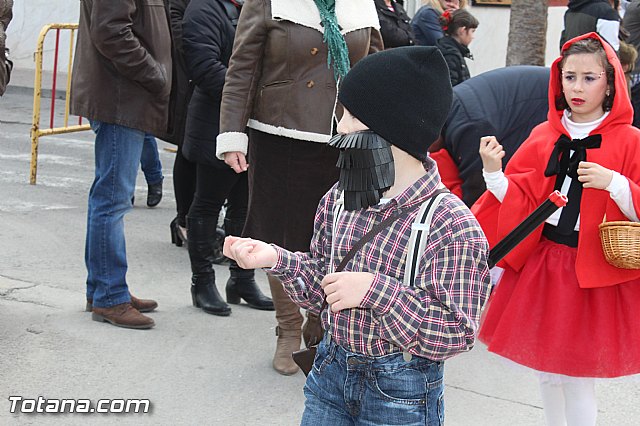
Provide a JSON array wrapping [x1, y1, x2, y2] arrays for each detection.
[[70, 0, 172, 136], [216, 0, 383, 158]]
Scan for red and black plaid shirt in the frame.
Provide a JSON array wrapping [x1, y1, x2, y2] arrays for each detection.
[[268, 158, 491, 361]]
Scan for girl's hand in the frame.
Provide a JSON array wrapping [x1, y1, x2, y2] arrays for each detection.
[[479, 136, 505, 173], [320, 272, 375, 312], [577, 161, 613, 190], [223, 236, 278, 269]]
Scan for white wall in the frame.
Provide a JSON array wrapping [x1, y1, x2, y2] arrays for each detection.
[[6, 1, 567, 74], [405, 1, 568, 75], [6, 1, 80, 71]]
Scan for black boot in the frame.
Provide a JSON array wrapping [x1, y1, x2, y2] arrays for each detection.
[[224, 218, 274, 311], [191, 273, 231, 316], [187, 216, 231, 316]]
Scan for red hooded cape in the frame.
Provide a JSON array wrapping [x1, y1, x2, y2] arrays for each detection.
[[472, 33, 640, 289]]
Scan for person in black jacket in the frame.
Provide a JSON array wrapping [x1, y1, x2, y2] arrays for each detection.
[[168, 0, 197, 249], [429, 66, 550, 207], [374, 0, 415, 48], [435, 8, 478, 87], [560, 0, 620, 50], [181, 0, 273, 316]]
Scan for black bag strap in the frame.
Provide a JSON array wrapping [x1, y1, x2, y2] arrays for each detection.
[[319, 188, 449, 318], [317, 206, 410, 315]]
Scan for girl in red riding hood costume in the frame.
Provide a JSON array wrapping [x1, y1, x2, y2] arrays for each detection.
[[472, 33, 640, 425]]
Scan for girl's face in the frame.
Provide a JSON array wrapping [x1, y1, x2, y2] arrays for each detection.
[[440, 0, 460, 10], [561, 53, 609, 123], [457, 27, 476, 46]]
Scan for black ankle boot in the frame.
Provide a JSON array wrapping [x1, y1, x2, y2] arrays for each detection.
[[191, 273, 231, 316], [147, 180, 163, 207], [226, 260, 274, 311], [187, 216, 231, 316], [170, 216, 188, 247]]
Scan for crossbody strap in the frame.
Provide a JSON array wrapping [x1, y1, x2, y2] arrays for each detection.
[[320, 188, 448, 314], [319, 206, 411, 314]]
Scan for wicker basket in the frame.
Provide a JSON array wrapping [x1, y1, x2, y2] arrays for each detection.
[[599, 217, 640, 269]]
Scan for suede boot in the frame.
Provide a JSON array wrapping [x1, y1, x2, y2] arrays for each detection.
[[268, 274, 303, 375], [224, 218, 274, 310], [188, 216, 231, 316]]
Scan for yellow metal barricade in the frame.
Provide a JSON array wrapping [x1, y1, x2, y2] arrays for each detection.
[[30, 23, 90, 185]]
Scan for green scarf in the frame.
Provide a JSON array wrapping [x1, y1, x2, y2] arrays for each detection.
[[314, 0, 350, 81]]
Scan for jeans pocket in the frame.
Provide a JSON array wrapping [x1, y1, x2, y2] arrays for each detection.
[[311, 340, 335, 375], [89, 119, 102, 134], [427, 374, 445, 426], [372, 367, 427, 405]]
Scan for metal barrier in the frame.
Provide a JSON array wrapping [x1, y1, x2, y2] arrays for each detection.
[[30, 23, 90, 185]]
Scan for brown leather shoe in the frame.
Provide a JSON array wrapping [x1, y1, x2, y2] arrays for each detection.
[[91, 303, 155, 329], [85, 294, 158, 313]]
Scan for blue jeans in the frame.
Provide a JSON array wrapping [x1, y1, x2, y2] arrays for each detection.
[[301, 335, 445, 426], [140, 134, 163, 185], [85, 121, 145, 308]]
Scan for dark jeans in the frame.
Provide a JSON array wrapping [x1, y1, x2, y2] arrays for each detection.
[[187, 163, 248, 226], [302, 334, 446, 425], [172, 146, 196, 226]]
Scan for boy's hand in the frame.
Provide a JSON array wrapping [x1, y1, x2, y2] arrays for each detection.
[[321, 272, 375, 312], [577, 161, 613, 190], [223, 236, 278, 269], [479, 136, 505, 173]]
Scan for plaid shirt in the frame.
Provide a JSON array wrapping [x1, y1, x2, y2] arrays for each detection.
[[268, 157, 491, 361]]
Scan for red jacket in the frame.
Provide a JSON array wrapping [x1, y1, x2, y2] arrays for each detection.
[[472, 32, 640, 289]]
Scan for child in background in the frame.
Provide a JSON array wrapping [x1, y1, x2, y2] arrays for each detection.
[[436, 8, 478, 86], [473, 33, 640, 426]]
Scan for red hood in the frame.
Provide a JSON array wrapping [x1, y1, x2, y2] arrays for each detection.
[[548, 32, 632, 134]]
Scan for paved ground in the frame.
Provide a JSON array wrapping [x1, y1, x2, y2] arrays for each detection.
[[1, 71, 639, 425]]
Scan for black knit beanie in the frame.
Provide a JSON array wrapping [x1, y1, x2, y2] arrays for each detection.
[[338, 46, 453, 162]]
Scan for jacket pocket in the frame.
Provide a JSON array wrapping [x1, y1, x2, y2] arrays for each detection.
[[255, 80, 293, 125], [260, 80, 293, 94]]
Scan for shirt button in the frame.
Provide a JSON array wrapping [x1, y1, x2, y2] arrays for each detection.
[[311, 47, 319, 55], [307, 80, 315, 88]]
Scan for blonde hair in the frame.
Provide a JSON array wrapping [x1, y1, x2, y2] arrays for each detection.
[[421, 0, 467, 14]]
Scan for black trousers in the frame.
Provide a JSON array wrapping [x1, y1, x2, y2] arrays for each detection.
[[172, 146, 196, 226], [187, 162, 248, 229]]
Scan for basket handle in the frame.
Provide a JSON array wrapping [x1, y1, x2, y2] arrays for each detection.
[[602, 213, 607, 224]]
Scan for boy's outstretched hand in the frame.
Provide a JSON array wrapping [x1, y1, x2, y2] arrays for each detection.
[[223, 236, 278, 269], [321, 272, 375, 312]]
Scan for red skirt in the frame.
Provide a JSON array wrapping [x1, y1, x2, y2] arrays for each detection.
[[479, 238, 640, 378]]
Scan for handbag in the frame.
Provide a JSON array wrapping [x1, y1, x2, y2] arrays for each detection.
[[291, 194, 442, 376]]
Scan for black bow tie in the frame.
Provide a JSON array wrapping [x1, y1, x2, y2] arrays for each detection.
[[544, 134, 602, 179]]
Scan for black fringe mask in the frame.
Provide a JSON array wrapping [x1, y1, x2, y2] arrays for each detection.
[[328, 130, 395, 211]]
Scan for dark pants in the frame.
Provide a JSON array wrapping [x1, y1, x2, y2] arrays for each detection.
[[188, 163, 248, 227]]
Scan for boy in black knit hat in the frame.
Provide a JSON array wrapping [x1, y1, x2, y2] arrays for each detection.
[[224, 46, 491, 425]]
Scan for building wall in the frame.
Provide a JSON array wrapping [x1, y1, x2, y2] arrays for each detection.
[[405, 1, 568, 76], [6, 0, 80, 72], [6, 1, 567, 74]]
